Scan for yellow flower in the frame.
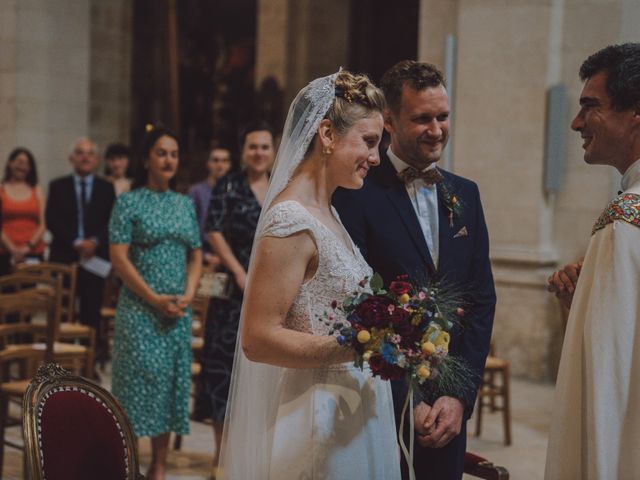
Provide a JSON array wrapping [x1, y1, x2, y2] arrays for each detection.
[[367, 327, 386, 350], [357, 330, 371, 344], [417, 365, 431, 380], [434, 331, 450, 351], [363, 350, 372, 361], [421, 341, 436, 355], [399, 293, 411, 304]]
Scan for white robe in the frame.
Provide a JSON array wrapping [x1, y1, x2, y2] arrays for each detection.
[[545, 160, 640, 480]]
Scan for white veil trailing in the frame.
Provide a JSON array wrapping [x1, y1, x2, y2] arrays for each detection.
[[217, 70, 340, 479]]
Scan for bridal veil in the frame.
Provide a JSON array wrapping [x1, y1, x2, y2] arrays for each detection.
[[217, 70, 340, 479]]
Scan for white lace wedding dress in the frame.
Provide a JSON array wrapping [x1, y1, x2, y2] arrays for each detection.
[[258, 200, 401, 480]]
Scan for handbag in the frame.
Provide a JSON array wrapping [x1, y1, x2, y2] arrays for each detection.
[[198, 270, 234, 299]]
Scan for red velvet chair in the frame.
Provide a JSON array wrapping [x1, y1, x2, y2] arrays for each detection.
[[464, 451, 510, 479], [22, 363, 144, 480]]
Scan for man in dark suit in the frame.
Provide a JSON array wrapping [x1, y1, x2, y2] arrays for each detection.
[[46, 138, 116, 361], [333, 60, 496, 479]]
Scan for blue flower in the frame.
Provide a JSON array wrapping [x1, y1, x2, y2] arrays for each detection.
[[381, 342, 397, 364]]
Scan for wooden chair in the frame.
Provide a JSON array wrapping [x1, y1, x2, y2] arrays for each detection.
[[190, 292, 209, 372], [173, 292, 210, 451], [0, 285, 58, 476], [16, 263, 97, 371], [23, 363, 145, 480], [97, 269, 123, 368], [475, 342, 512, 446], [464, 451, 510, 479], [0, 273, 94, 378]]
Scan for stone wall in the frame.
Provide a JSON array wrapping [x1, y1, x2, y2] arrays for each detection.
[[0, 0, 133, 188], [256, 0, 349, 108], [419, 0, 634, 381], [0, 0, 18, 163], [3, 0, 92, 184], [89, 0, 133, 156]]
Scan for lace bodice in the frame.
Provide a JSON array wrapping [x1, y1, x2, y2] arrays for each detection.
[[258, 200, 373, 335]]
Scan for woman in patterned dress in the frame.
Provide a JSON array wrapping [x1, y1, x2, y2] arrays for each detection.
[[109, 126, 202, 480], [193, 121, 275, 470]]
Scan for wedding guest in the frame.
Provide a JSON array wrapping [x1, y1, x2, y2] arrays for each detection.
[[109, 126, 201, 480], [193, 121, 274, 471], [46, 138, 116, 359], [104, 142, 132, 196], [545, 43, 640, 480], [0, 148, 46, 275], [188, 146, 232, 267]]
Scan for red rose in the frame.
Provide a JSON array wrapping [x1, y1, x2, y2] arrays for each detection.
[[368, 353, 405, 380], [390, 308, 421, 348], [355, 296, 393, 328], [389, 280, 413, 296]]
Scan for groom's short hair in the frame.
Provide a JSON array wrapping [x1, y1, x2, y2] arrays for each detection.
[[580, 43, 640, 111], [380, 60, 446, 113]]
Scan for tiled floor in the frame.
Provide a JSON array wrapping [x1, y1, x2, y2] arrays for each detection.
[[4, 368, 554, 480]]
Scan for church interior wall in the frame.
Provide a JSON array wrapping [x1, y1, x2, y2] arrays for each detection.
[[1, 0, 637, 383]]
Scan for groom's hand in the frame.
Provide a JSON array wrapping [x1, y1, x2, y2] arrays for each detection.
[[417, 396, 464, 448], [413, 401, 432, 436]]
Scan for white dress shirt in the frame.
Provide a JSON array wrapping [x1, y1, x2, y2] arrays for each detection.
[[387, 147, 439, 267]]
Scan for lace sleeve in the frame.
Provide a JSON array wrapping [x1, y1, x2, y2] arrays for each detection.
[[259, 200, 318, 243]]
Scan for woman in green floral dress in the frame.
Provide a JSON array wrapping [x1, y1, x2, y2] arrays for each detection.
[[109, 126, 202, 480]]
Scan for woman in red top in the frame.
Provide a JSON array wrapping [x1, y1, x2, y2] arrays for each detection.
[[0, 148, 46, 275]]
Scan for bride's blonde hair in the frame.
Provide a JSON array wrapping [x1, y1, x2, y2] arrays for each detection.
[[328, 70, 386, 134]]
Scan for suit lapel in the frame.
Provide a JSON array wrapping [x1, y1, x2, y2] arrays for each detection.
[[437, 182, 452, 272], [377, 156, 436, 274], [65, 175, 79, 224], [436, 172, 461, 272]]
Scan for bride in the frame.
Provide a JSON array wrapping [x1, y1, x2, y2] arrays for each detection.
[[218, 70, 402, 479]]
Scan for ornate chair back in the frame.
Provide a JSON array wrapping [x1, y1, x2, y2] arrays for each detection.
[[22, 364, 144, 480]]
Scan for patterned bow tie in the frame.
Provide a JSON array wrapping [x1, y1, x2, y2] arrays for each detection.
[[397, 166, 444, 185]]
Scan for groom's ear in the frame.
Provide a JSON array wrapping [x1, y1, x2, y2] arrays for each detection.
[[383, 109, 394, 134]]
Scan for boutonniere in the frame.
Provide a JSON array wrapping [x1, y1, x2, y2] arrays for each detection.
[[439, 183, 463, 227]]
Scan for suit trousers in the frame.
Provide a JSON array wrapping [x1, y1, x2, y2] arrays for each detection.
[[401, 421, 466, 480]]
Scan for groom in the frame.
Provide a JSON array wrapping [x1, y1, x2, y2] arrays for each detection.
[[334, 60, 495, 479]]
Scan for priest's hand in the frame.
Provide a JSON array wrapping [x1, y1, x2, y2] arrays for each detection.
[[547, 258, 583, 309]]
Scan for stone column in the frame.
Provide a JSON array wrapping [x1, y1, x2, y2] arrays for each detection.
[[0, 0, 18, 161], [255, 0, 349, 111], [89, 0, 133, 153], [6, 0, 92, 185]]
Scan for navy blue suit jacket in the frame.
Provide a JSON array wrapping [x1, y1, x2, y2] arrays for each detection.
[[333, 153, 496, 420], [45, 175, 116, 264]]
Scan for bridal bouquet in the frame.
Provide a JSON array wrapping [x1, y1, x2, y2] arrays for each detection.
[[326, 273, 473, 397]]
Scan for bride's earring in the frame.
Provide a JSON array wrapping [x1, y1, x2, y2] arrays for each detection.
[[323, 145, 333, 156]]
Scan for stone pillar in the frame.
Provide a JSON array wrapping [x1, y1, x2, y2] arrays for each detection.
[[417, 0, 458, 67], [0, 0, 18, 161], [13, 0, 92, 184], [89, 0, 133, 153], [255, 0, 349, 110], [255, 0, 289, 89]]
